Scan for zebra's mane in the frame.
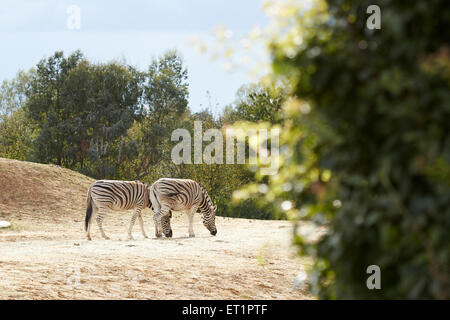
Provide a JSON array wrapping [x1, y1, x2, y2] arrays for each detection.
[[198, 183, 214, 210]]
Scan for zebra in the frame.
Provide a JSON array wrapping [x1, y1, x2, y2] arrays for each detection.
[[150, 178, 217, 238], [85, 180, 172, 240]]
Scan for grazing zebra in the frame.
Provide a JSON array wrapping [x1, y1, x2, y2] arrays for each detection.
[[150, 178, 217, 238], [85, 180, 172, 240]]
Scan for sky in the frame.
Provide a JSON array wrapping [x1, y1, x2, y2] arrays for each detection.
[[0, 0, 270, 113]]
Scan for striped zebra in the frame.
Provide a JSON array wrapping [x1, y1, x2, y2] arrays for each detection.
[[150, 178, 217, 238], [85, 180, 172, 240]]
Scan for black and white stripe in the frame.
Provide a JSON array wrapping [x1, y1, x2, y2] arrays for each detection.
[[85, 180, 171, 240], [150, 178, 217, 238]]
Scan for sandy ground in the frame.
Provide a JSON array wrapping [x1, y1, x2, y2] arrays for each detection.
[[0, 158, 313, 300], [0, 211, 312, 300]]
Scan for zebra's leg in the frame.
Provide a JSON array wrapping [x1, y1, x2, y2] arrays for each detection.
[[150, 192, 162, 238], [127, 206, 142, 240], [137, 209, 148, 239], [86, 227, 92, 241], [187, 206, 197, 238], [86, 204, 97, 240], [154, 211, 163, 238], [96, 209, 110, 240]]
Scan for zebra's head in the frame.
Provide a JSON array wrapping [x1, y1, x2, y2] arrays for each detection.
[[202, 204, 217, 236], [199, 184, 217, 236]]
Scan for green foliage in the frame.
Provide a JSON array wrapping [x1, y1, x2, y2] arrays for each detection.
[[26, 50, 86, 166], [223, 83, 285, 124], [64, 61, 143, 178], [0, 107, 36, 160], [0, 70, 36, 160], [25, 51, 143, 178], [241, 0, 450, 299], [221, 198, 276, 220], [145, 50, 189, 116], [4, 50, 190, 181], [123, 51, 189, 180], [149, 109, 255, 218], [0, 70, 31, 115]]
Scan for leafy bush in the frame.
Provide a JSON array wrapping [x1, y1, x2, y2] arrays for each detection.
[[220, 198, 278, 220], [239, 0, 449, 298]]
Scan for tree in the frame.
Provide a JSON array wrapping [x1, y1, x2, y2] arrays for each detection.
[[66, 62, 143, 178], [0, 70, 35, 160], [124, 51, 189, 181], [26, 51, 143, 178], [223, 83, 285, 124], [26, 51, 85, 166], [234, 0, 450, 298], [219, 83, 285, 219]]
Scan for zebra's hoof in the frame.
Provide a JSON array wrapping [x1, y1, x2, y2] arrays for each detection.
[[156, 233, 162, 238], [189, 233, 195, 238], [165, 230, 173, 238]]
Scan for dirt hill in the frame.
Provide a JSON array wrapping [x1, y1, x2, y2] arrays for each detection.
[[0, 157, 312, 300], [0, 158, 94, 232]]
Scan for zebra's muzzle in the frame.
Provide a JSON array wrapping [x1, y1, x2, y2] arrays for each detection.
[[211, 230, 217, 236]]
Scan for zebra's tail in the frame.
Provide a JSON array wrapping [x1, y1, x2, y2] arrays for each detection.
[[85, 190, 93, 231]]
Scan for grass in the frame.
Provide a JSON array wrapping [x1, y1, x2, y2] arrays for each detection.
[[256, 245, 272, 267]]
